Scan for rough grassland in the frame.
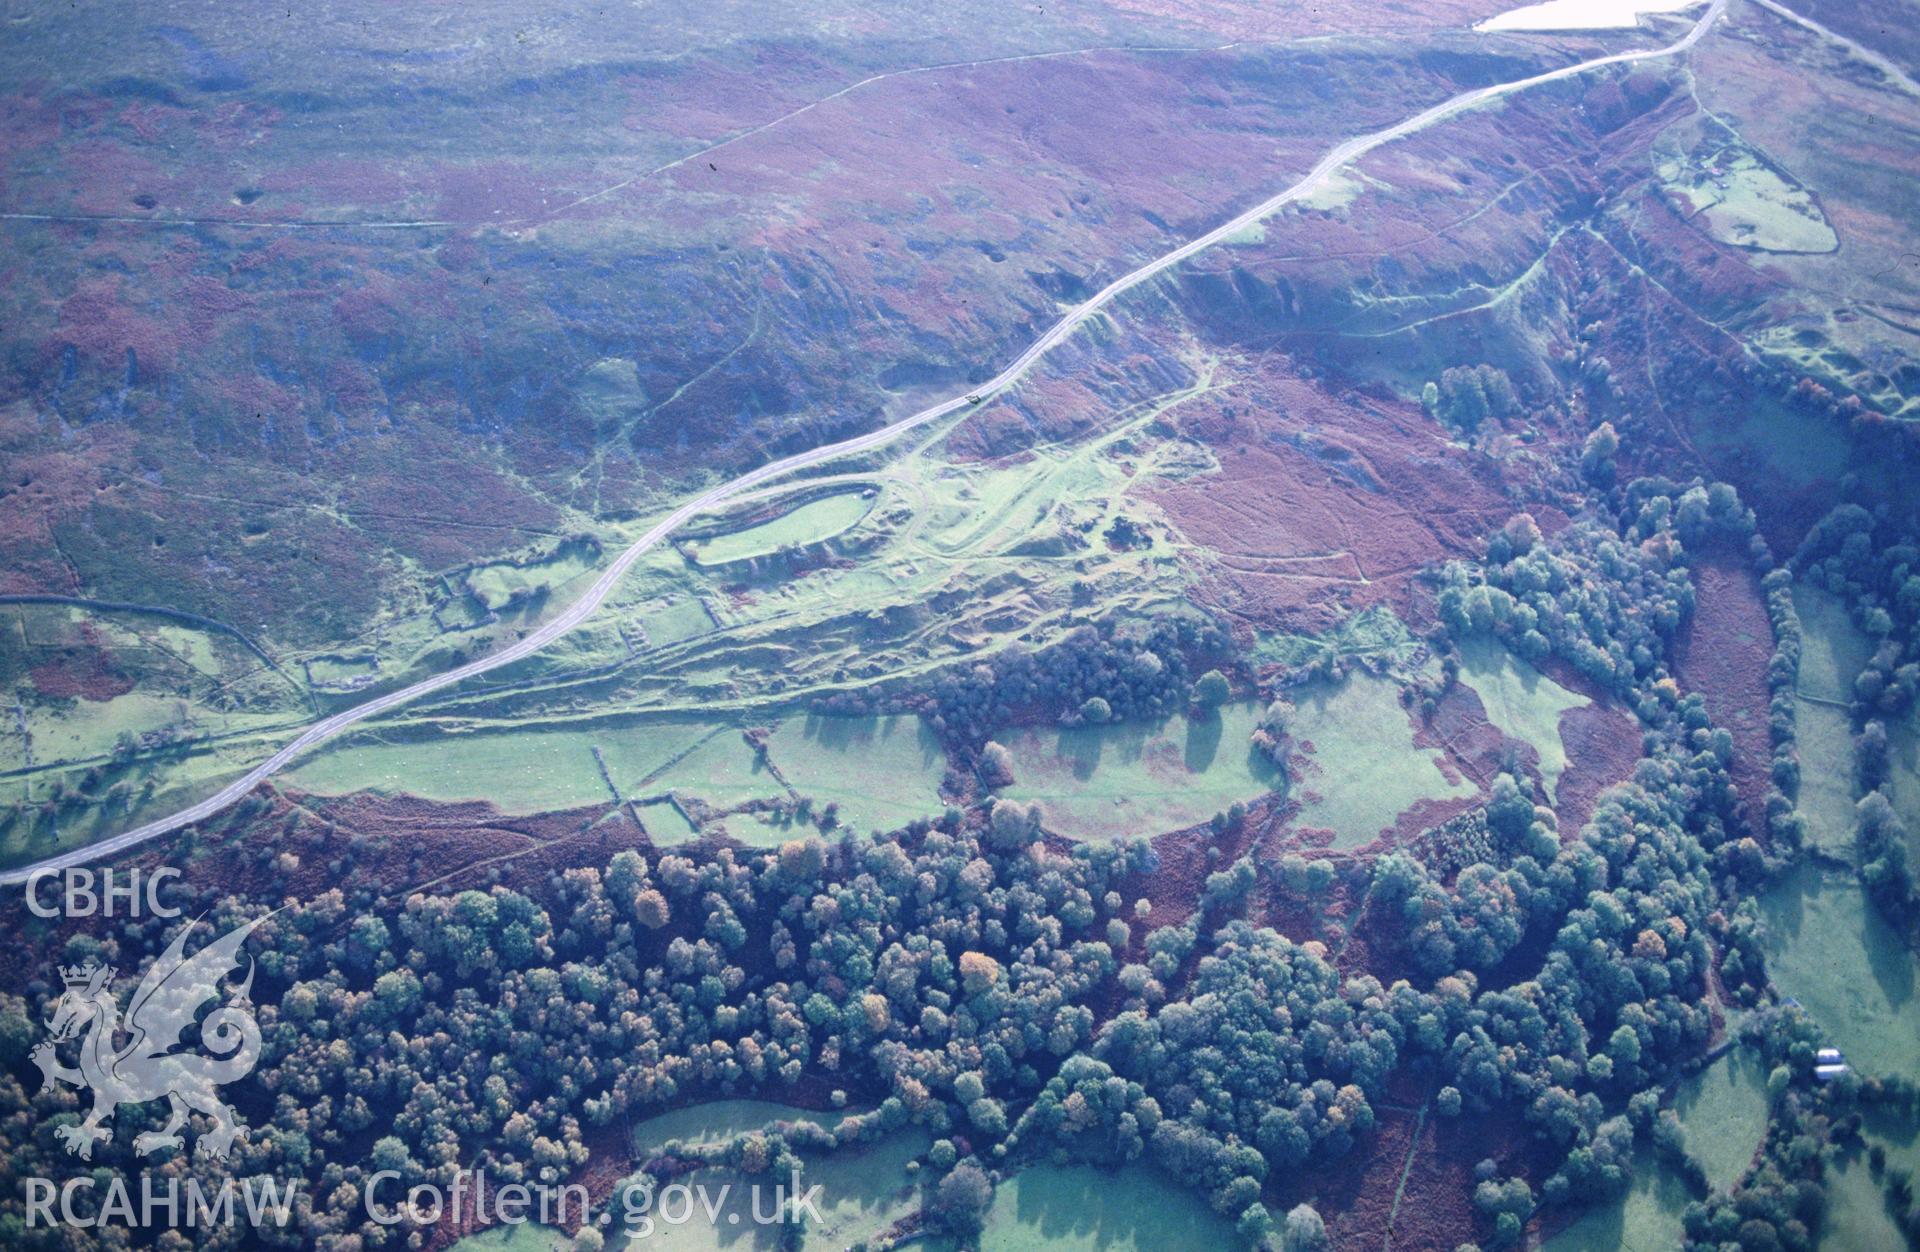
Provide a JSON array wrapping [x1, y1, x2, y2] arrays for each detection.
[[1674, 555, 1775, 830]]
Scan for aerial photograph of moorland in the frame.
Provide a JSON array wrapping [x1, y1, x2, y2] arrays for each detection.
[[0, 0, 1917, 1247]]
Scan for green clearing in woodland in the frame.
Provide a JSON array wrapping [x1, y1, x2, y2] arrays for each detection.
[[995, 701, 1280, 841], [765, 713, 948, 834], [683, 490, 875, 566], [795, 1128, 931, 1249], [1795, 700, 1858, 858], [625, 1101, 928, 1251], [1792, 586, 1869, 704], [1456, 638, 1587, 801], [957, 1163, 1243, 1251], [1547, 1048, 1766, 1251], [446, 1226, 566, 1252], [1542, 1142, 1689, 1252], [287, 726, 611, 813], [630, 1099, 842, 1155], [1788, 586, 1920, 863], [1290, 672, 1476, 848], [1880, 716, 1920, 866], [1671, 1047, 1770, 1191]]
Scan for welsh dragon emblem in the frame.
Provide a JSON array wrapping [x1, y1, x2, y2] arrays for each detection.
[[32, 913, 268, 1161]]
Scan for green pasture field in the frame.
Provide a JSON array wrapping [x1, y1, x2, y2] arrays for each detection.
[[1820, 1101, 1920, 1250], [634, 796, 699, 842], [1543, 1142, 1690, 1252], [644, 728, 787, 823], [632, 595, 717, 648], [286, 725, 611, 814], [1761, 744, 1920, 1246], [1791, 586, 1867, 857], [265, 709, 944, 844], [1792, 700, 1856, 858], [1787, 586, 1920, 864], [684, 490, 876, 566], [287, 716, 792, 836], [1881, 716, 1920, 865], [307, 654, 378, 688]]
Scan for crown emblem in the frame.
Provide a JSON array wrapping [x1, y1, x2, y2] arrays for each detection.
[[59, 960, 106, 988]]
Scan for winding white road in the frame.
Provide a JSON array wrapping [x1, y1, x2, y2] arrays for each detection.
[[1, 0, 1727, 887]]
